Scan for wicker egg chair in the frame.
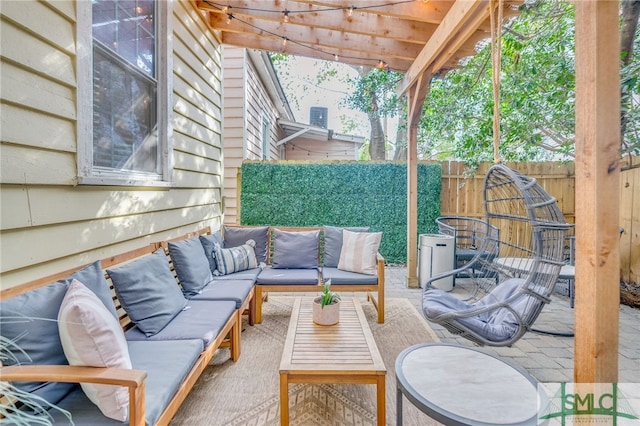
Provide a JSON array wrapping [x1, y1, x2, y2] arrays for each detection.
[[422, 164, 570, 347]]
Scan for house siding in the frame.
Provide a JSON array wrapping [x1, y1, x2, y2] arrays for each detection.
[[285, 137, 361, 160], [0, 0, 224, 289], [222, 47, 284, 225]]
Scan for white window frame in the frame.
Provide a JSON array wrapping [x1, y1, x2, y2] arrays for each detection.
[[76, 1, 173, 187]]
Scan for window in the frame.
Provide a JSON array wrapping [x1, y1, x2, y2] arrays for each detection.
[[261, 114, 270, 160], [78, 0, 171, 186]]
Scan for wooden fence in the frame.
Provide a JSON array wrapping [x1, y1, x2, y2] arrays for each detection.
[[439, 160, 638, 285]]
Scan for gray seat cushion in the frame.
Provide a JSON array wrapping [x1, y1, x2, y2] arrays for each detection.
[[321, 267, 378, 285], [271, 228, 319, 269], [199, 231, 224, 274], [256, 267, 320, 285], [223, 226, 269, 263], [48, 339, 203, 425], [107, 249, 188, 337], [124, 300, 236, 349], [211, 267, 261, 281], [189, 279, 254, 308], [423, 278, 535, 343], [168, 236, 214, 297], [0, 261, 116, 406]]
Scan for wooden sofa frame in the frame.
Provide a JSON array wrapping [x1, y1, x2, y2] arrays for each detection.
[[0, 238, 241, 426], [251, 226, 385, 324]]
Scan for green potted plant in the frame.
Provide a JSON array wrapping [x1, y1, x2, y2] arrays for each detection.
[[312, 279, 341, 325]]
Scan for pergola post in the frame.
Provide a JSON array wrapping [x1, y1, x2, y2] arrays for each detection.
[[574, 1, 620, 383], [406, 74, 431, 288]]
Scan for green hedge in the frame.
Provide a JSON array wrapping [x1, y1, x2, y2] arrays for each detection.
[[240, 161, 441, 263]]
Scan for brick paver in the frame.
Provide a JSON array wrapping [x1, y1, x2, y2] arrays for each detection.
[[384, 266, 640, 384]]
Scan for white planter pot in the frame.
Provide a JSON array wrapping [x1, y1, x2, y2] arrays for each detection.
[[312, 297, 340, 325]]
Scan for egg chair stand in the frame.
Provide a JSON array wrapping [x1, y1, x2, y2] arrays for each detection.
[[422, 164, 570, 347]]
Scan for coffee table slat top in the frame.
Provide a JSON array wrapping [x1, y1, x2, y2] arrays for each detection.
[[279, 298, 386, 374]]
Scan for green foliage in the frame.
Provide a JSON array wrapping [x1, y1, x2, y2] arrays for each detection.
[[1, 330, 73, 425], [342, 68, 403, 119], [240, 161, 442, 263], [419, 1, 578, 167], [319, 279, 340, 308]]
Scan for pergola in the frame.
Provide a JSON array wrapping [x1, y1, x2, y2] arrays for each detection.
[[196, 0, 621, 385]]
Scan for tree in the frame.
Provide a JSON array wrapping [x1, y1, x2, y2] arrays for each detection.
[[342, 66, 403, 160], [417, 0, 639, 167]]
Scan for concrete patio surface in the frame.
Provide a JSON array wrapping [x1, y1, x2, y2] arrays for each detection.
[[383, 266, 640, 384]]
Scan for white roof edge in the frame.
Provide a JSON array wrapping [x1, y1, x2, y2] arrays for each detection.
[[247, 50, 295, 121], [277, 119, 364, 145]]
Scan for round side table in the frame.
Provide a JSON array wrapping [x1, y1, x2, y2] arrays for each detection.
[[395, 343, 539, 426]]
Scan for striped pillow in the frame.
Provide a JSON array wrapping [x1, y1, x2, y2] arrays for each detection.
[[338, 230, 382, 275], [213, 239, 259, 275]]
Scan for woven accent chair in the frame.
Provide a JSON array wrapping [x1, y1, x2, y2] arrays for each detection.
[[423, 164, 570, 347], [436, 216, 500, 299]]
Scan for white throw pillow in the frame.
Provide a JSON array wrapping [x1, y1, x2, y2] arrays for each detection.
[[58, 279, 131, 422], [338, 230, 383, 275]]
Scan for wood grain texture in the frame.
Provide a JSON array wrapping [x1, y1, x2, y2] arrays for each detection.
[[279, 297, 386, 426]]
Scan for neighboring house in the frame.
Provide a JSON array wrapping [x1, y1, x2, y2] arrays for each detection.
[[222, 47, 364, 224], [0, 1, 225, 288], [278, 119, 364, 161], [222, 48, 293, 225]]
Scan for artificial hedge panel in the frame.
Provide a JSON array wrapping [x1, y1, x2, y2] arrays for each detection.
[[240, 161, 441, 263]]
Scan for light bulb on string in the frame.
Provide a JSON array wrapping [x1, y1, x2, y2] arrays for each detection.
[[334, 53, 339, 61], [282, 37, 288, 48], [226, 14, 233, 24], [221, 5, 228, 13], [348, 6, 355, 17], [283, 10, 289, 23]]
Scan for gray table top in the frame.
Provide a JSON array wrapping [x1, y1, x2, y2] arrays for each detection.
[[396, 343, 539, 426]]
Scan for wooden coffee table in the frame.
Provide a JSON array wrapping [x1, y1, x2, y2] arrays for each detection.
[[279, 297, 386, 426]]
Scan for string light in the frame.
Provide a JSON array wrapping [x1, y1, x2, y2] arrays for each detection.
[[204, 1, 414, 15], [202, 0, 407, 71]]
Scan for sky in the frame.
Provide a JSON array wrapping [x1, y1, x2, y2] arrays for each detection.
[[273, 56, 371, 138]]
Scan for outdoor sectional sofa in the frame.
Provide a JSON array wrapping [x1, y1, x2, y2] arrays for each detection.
[[213, 225, 385, 324], [0, 224, 382, 425], [0, 229, 252, 426]]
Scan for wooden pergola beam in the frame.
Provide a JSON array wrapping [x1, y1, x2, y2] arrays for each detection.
[[405, 73, 431, 288], [574, 0, 620, 384], [209, 14, 423, 61], [397, 0, 486, 96], [199, 0, 442, 43], [221, 32, 413, 71]]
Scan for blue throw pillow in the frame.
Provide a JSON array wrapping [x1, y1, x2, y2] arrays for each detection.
[[323, 226, 370, 267], [224, 226, 269, 263], [107, 249, 187, 337], [272, 228, 319, 269], [169, 236, 214, 297], [0, 260, 115, 406], [199, 231, 223, 274]]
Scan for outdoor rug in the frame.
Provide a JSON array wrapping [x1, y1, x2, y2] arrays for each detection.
[[170, 297, 441, 426]]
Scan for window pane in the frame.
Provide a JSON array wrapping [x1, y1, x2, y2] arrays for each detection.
[[93, 47, 158, 173], [93, 0, 154, 77]]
